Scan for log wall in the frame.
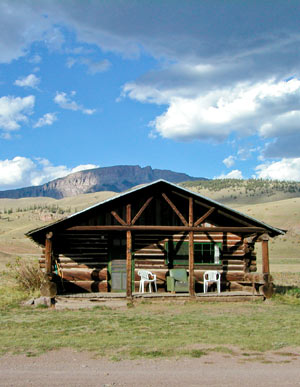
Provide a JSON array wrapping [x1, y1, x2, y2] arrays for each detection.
[[39, 231, 257, 293]]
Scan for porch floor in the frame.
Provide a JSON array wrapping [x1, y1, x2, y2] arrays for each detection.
[[60, 290, 264, 301]]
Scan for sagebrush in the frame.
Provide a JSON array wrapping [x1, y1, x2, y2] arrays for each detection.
[[6, 257, 44, 291]]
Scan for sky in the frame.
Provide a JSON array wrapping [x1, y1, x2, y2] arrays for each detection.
[[1, 0, 300, 190]]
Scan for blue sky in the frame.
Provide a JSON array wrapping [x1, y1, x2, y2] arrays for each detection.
[[1, 0, 300, 190]]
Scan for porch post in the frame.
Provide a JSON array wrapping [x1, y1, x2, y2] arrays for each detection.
[[126, 204, 132, 298], [189, 197, 195, 296], [45, 232, 53, 275], [261, 234, 270, 275]]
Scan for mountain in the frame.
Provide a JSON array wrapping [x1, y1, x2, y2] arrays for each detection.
[[0, 165, 205, 199]]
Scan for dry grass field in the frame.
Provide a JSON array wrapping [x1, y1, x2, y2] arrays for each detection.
[[0, 191, 116, 270]]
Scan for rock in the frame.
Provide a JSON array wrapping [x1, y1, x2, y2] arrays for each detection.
[[34, 296, 52, 307], [24, 298, 35, 306]]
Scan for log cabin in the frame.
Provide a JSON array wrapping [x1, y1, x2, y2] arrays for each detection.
[[26, 180, 285, 298]]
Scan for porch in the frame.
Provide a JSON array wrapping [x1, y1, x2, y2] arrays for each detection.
[[56, 290, 264, 307]]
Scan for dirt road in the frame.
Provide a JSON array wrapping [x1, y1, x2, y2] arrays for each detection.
[[1, 349, 300, 386]]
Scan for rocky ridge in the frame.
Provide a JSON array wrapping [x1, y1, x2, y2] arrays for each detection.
[[0, 165, 204, 199]]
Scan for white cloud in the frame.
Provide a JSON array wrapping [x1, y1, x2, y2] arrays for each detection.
[[66, 57, 111, 74], [28, 54, 42, 64], [34, 113, 57, 128], [0, 157, 36, 187], [0, 95, 35, 132], [126, 77, 300, 143], [71, 164, 99, 173], [14, 74, 40, 89], [255, 158, 300, 181], [0, 156, 99, 190], [54, 91, 96, 115], [215, 170, 243, 179], [223, 155, 235, 168]]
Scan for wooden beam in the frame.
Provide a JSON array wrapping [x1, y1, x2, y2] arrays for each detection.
[[131, 197, 153, 225], [67, 225, 267, 233], [194, 207, 215, 227], [126, 204, 131, 225], [188, 197, 195, 296], [126, 230, 132, 298], [111, 211, 127, 226], [189, 197, 194, 227], [45, 232, 53, 275], [189, 231, 194, 296], [262, 237, 270, 274], [126, 204, 132, 298], [162, 192, 188, 226]]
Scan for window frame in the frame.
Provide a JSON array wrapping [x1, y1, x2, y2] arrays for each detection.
[[165, 241, 222, 266]]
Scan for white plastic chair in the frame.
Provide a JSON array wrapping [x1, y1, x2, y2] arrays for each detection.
[[203, 270, 221, 293], [138, 270, 157, 293]]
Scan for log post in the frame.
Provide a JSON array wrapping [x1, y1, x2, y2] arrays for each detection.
[[45, 232, 53, 275], [189, 197, 195, 296], [261, 234, 270, 274], [126, 204, 132, 298]]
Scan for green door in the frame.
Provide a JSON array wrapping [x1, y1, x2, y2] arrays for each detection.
[[108, 235, 135, 292], [110, 259, 127, 292]]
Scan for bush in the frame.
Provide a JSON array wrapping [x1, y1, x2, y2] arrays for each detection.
[[6, 257, 44, 291]]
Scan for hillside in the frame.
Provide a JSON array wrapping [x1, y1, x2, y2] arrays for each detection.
[[182, 179, 300, 205], [0, 165, 204, 199]]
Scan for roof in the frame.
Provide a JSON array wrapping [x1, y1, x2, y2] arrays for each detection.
[[26, 179, 285, 244]]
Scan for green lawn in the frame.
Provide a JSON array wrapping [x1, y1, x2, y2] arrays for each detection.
[[1, 277, 300, 360]]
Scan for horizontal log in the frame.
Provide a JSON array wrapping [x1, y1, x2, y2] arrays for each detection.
[[135, 264, 166, 269], [136, 232, 241, 237], [249, 265, 257, 272], [221, 260, 244, 265], [134, 259, 165, 264], [60, 268, 107, 281], [57, 280, 108, 293], [58, 255, 108, 260], [134, 253, 165, 257], [67, 225, 266, 233], [41, 263, 107, 269], [59, 259, 107, 265]]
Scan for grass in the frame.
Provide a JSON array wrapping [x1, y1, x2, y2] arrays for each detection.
[[1, 275, 300, 360]]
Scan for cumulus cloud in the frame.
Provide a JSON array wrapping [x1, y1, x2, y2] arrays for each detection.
[[215, 170, 243, 179], [14, 74, 40, 89], [223, 156, 235, 168], [255, 158, 300, 181], [125, 77, 300, 144], [0, 95, 35, 132], [0, 156, 99, 190], [34, 112, 57, 128], [54, 91, 95, 114]]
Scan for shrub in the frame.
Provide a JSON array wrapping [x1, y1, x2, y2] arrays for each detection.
[[6, 257, 44, 291]]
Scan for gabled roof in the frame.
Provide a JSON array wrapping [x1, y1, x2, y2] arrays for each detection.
[[26, 179, 285, 244]]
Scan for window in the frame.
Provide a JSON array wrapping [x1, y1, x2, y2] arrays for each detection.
[[165, 241, 221, 266]]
